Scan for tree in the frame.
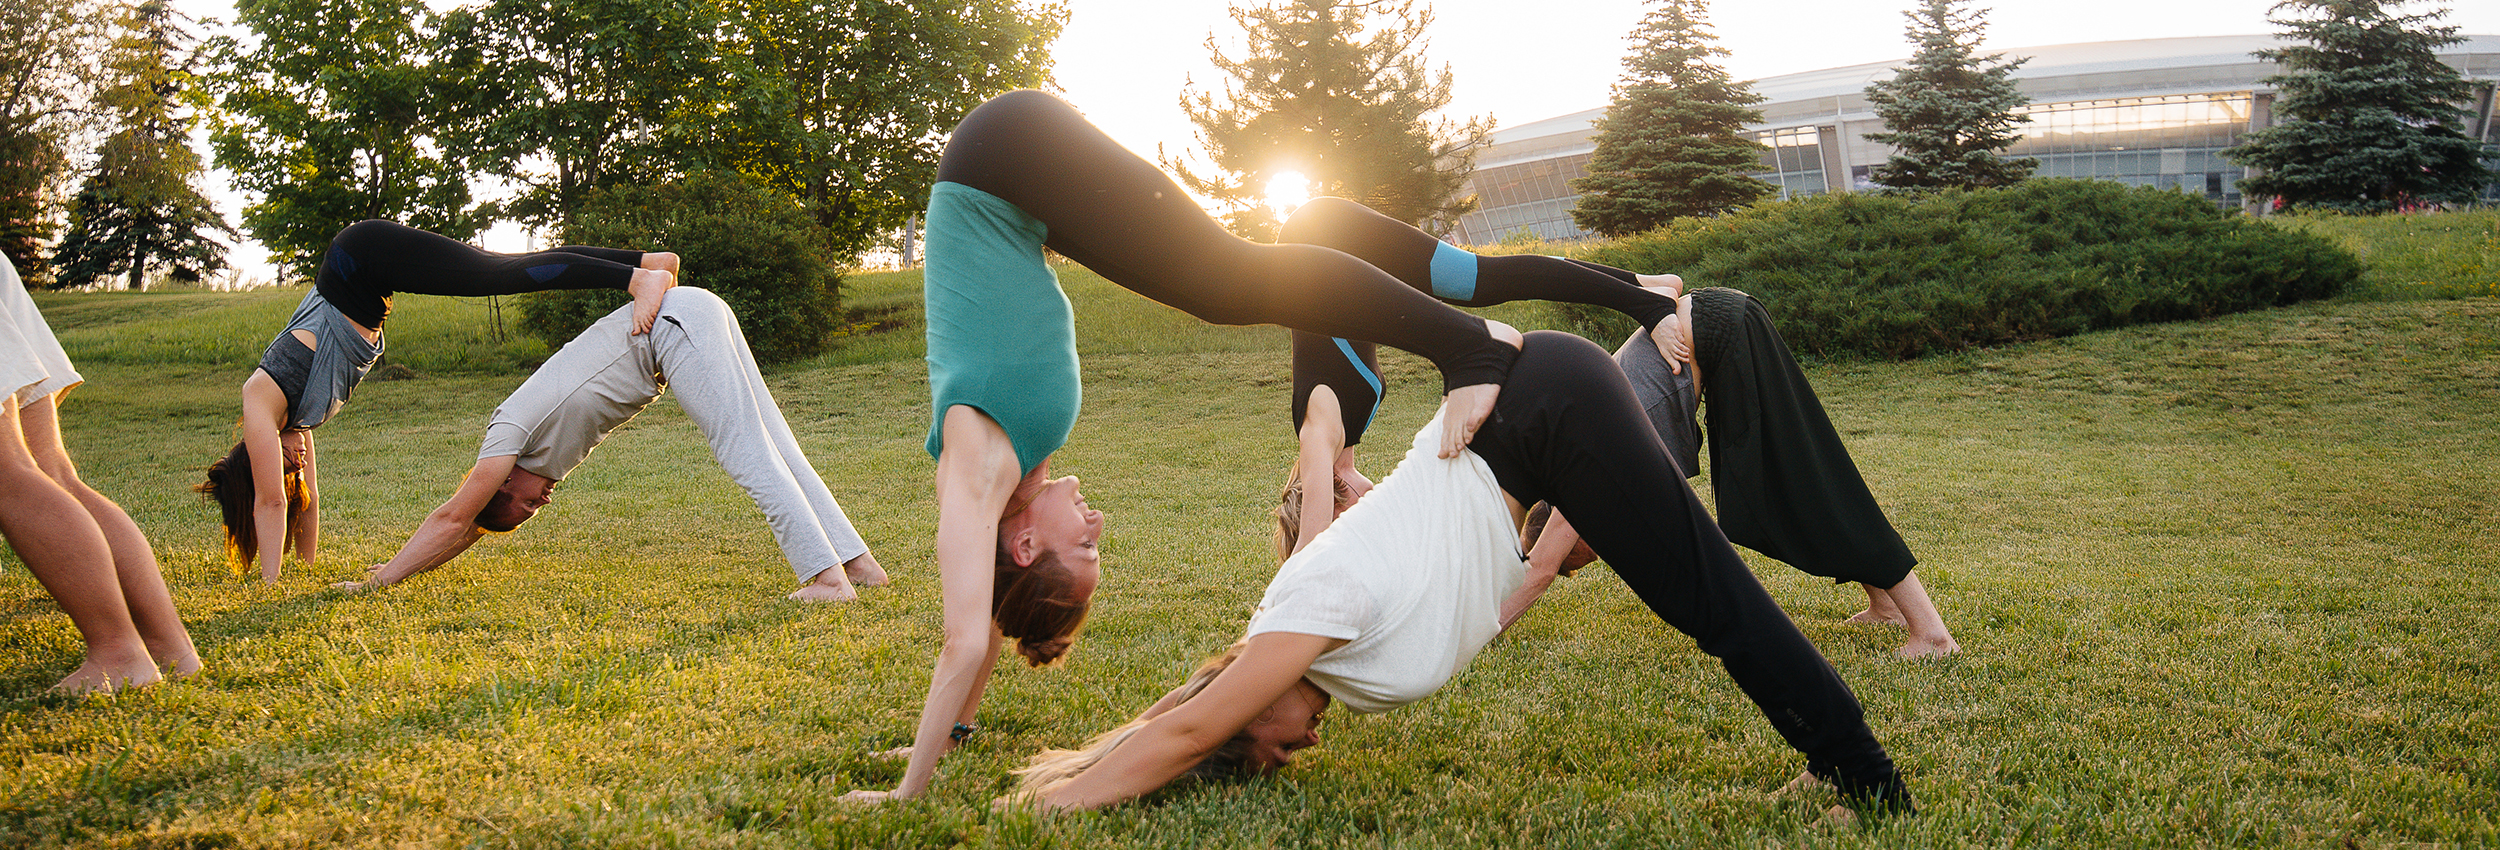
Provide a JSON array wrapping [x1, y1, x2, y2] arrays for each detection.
[[705, 0, 1063, 262], [1569, 0, 1771, 238], [0, 0, 105, 286], [2224, 0, 2493, 212], [54, 0, 233, 290], [1170, 0, 1489, 239], [1862, 0, 2036, 191], [208, 0, 482, 280], [440, 0, 721, 232]]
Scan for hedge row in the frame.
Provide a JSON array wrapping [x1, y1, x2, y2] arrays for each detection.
[[1564, 179, 2363, 360]]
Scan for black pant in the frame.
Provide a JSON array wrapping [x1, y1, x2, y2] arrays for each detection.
[[932, 90, 1511, 395], [315, 220, 643, 329], [1470, 331, 1909, 810]]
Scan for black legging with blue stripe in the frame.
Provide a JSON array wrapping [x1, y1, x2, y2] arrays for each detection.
[[315, 220, 643, 329], [1278, 197, 1676, 446]]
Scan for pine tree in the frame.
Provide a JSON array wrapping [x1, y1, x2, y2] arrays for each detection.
[[1862, 0, 2036, 191], [54, 0, 232, 290], [1569, 0, 1771, 238], [1169, 0, 1489, 239], [2224, 0, 2492, 212]]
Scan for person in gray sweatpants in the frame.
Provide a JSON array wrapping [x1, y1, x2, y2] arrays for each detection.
[[338, 286, 885, 601]]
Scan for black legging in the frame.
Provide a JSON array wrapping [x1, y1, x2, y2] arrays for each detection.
[[1469, 330, 1908, 810], [314, 220, 644, 329], [1276, 197, 1676, 445], [933, 90, 1513, 394]]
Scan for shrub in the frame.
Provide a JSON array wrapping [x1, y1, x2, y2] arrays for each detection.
[[519, 171, 840, 363], [1566, 179, 2361, 359]]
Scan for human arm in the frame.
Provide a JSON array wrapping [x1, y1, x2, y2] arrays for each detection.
[[1031, 631, 1341, 811], [291, 432, 319, 566], [238, 374, 295, 583], [336, 455, 512, 591], [847, 405, 1024, 803], [1291, 386, 1350, 556], [1500, 508, 1585, 631]]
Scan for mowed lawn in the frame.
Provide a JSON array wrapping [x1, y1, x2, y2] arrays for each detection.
[[2, 258, 2495, 848]]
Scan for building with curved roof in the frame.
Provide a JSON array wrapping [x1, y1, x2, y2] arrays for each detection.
[[1452, 34, 2500, 245]]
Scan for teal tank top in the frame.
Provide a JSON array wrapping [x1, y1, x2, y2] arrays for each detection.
[[923, 182, 1080, 476]]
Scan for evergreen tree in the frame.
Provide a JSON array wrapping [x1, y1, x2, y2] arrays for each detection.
[[1569, 0, 1771, 238], [1862, 0, 2036, 191], [2224, 0, 2492, 212], [208, 0, 482, 279], [1169, 0, 1489, 239], [54, 0, 232, 290], [0, 0, 105, 286]]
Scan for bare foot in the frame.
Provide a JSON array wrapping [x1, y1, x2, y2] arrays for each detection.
[[1844, 608, 1906, 627], [844, 552, 889, 588], [158, 652, 204, 680], [1897, 632, 1961, 660], [1638, 272, 1683, 298], [1775, 769, 1830, 799], [786, 567, 859, 602], [627, 268, 676, 335], [640, 251, 681, 276], [51, 651, 161, 695]]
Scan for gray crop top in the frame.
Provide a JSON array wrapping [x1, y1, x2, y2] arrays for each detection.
[[255, 290, 383, 431]]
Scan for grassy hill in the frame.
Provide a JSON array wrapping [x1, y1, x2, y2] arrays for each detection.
[[2, 218, 2496, 848]]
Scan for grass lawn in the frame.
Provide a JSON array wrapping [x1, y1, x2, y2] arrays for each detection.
[[3, 250, 2496, 847]]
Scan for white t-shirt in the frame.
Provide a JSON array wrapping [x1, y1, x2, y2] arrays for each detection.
[[1246, 411, 1525, 714], [1, 256, 81, 407]]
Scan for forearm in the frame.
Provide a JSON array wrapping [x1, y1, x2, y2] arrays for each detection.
[[893, 635, 996, 797], [1037, 721, 1223, 811], [294, 498, 320, 565], [253, 499, 289, 581], [1500, 566, 1559, 632], [365, 515, 485, 587]]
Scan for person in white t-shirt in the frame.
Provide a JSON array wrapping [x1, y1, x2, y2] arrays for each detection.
[[1010, 331, 1914, 817], [334, 286, 884, 600]]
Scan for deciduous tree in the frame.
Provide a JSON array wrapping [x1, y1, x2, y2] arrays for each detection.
[[0, 0, 105, 285], [2224, 0, 2492, 212], [1570, 0, 1771, 238]]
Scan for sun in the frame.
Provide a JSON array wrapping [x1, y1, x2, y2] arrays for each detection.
[[1264, 171, 1312, 213]]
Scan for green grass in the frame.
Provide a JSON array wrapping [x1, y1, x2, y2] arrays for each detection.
[[5, 255, 2498, 847], [2273, 208, 2500, 301]]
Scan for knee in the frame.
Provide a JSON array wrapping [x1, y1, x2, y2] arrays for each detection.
[[1277, 197, 1364, 246]]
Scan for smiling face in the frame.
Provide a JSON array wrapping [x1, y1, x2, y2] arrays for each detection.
[[476, 468, 557, 532], [1010, 474, 1105, 591], [1239, 678, 1330, 773], [278, 430, 309, 472]]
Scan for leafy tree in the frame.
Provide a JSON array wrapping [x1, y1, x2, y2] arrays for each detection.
[[1569, 0, 1771, 238], [54, 0, 233, 290], [207, 0, 482, 280], [1862, 0, 2036, 191], [0, 0, 105, 285], [523, 171, 837, 363], [440, 0, 721, 232], [2224, 0, 2493, 212], [708, 0, 1063, 261], [1170, 0, 1489, 239]]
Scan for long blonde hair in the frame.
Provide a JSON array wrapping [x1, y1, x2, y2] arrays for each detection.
[[1272, 466, 1356, 562], [1011, 643, 1259, 800]]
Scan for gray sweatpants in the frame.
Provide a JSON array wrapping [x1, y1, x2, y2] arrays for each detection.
[[652, 290, 869, 581]]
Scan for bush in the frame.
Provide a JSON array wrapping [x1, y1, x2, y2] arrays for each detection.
[[1566, 179, 2362, 359], [519, 171, 840, 363]]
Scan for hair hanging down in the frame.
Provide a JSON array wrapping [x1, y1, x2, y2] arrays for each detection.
[[195, 440, 305, 572], [1272, 465, 1357, 562], [992, 544, 1091, 667], [1012, 643, 1260, 800]]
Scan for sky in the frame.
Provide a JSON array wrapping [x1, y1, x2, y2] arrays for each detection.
[[165, 0, 2500, 282]]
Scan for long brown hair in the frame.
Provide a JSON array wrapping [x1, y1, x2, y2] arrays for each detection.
[[196, 440, 305, 573], [1011, 644, 1259, 799], [993, 542, 1090, 667]]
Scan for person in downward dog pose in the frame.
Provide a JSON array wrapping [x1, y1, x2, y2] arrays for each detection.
[[1012, 331, 1912, 815], [0, 256, 200, 693], [843, 89, 1530, 804], [1269, 196, 1684, 556], [198, 220, 679, 583], [333, 287, 885, 601]]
